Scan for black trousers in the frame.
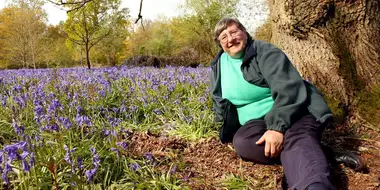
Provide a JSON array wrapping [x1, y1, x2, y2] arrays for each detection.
[[232, 114, 334, 190]]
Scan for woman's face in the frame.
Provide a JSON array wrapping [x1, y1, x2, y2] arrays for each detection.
[[218, 23, 248, 58]]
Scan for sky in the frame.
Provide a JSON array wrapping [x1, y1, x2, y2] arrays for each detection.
[[0, 0, 268, 32], [0, 0, 185, 25]]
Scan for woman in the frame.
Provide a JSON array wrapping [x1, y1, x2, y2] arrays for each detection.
[[210, 17, 363, 190]]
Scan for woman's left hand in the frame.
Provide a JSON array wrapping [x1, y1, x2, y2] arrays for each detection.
[[256, 130, 284, 158]]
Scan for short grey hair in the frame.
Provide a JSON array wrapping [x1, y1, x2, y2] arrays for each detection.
[[213, 17, 248, 44]]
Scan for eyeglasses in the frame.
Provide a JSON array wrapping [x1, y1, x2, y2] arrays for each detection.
[[219, 29, 241, 44]]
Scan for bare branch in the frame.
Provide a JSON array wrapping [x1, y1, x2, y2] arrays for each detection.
[[47, 0, 93, 12], [134, 0, 144, 26]]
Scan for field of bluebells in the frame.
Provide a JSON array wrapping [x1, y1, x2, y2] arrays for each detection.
[[0, 66, 217, 189]]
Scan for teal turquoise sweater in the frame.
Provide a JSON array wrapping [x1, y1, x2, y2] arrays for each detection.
[[220, 52, 274, 125]]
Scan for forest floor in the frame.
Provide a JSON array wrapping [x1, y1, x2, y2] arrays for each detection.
[[125, 121, 380, 190]]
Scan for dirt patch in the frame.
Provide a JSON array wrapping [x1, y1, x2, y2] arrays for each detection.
[[124, 131, 380, 190]]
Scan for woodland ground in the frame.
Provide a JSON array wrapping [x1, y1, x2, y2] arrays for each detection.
[[127, 122, 380, 190]]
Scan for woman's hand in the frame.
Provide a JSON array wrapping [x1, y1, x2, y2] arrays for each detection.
[[256, 130, 284, 158]]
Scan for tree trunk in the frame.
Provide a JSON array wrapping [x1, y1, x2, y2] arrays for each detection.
[[268, 0, 380, 110], [85, 43, 91, 69]]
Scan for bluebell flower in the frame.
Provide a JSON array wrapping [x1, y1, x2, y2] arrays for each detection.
[[75, 115, 92, 126], [2, 95, 6, 106], [130, 163, 140, 171], [14, 96, 25, 108], [30, 152, 34, 167], [119, 104, 126, 113], [110, 148, 119, 158], [145, 152, 153, 161], [34, 105, 44, 117], [48, 98, 62, 113], [11, 120, 25, 136], [0, 151, 3, 163], [4, 145, 20, 161], [49, 124, 59, 132], [64, 145, 72, 165], [152, 108, 162, 115], [102, 128, 110, 136], [12, 84, 22, 92], [98, 89, 106, 97], [85, 147, 100, 182], [85, 168, 97, 182], [170, 164, 177, 175], [2, 162, 13, 185], [76, 105, 82, 115], [60, 117, 72, 129], [77, 157, 83, 170], [116, 142, 128, 150], [21, 159, 30, 172]]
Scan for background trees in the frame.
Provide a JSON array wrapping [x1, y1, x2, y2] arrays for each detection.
[[0, 0, 47, 69], [0, 0, 240, 68], [63, 0, 129, 69]]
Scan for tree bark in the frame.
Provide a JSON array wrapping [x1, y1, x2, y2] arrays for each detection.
[[268, 0, 380, 109], [85, 42, 91, 69]]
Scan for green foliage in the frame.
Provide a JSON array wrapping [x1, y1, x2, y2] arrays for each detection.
[[0, 3, 47, 69], [324, 94, 346, 125], [357, 84, 380, 129], [125, 19, 174, 58], [220, 174, 250, 189], [43, 24, 76, 68], [124, 0, 238, 66], [64, 0, 130, 69]]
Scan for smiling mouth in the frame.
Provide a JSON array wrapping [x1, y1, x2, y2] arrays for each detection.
[[227, 42, 239, 48]]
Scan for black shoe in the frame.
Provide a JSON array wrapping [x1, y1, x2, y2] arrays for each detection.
[[322, 146, 368, 173], [334, 151, 368, 173]]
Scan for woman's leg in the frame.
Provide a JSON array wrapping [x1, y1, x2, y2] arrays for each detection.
[[232, 119, 281, 165], [281, 114, 334, 190]]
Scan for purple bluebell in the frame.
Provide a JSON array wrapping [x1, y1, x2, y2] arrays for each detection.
[[30, 152, 34, 167], [75, 115, 92, 127], [85, 168, 97, 182], [76, 105, 82, 115], [102, 128, 111, 136], [77, 157, 83, 170], [85, 147, 100, 182], [34, 105, 44, 117], [21, 159, 30, 172], [11, 121, 25, 136], [170, 164, 177, 175], [116, 142, 128, 150], [12, 84, 22, 92], [2, 95, 6, 106], [59, 117, 72, 129], [49, 124, 59, 131], [130, 163, 140, 171], [110, 148, 119, 158], [152, 108, 162, 115], [48, 98, 62, 113], [64, 145, 72, 165], [145, 152, 153, 161], [2, 162, 13, 185], [14, 96, 25, 108], [90, 148, 100, 167]]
